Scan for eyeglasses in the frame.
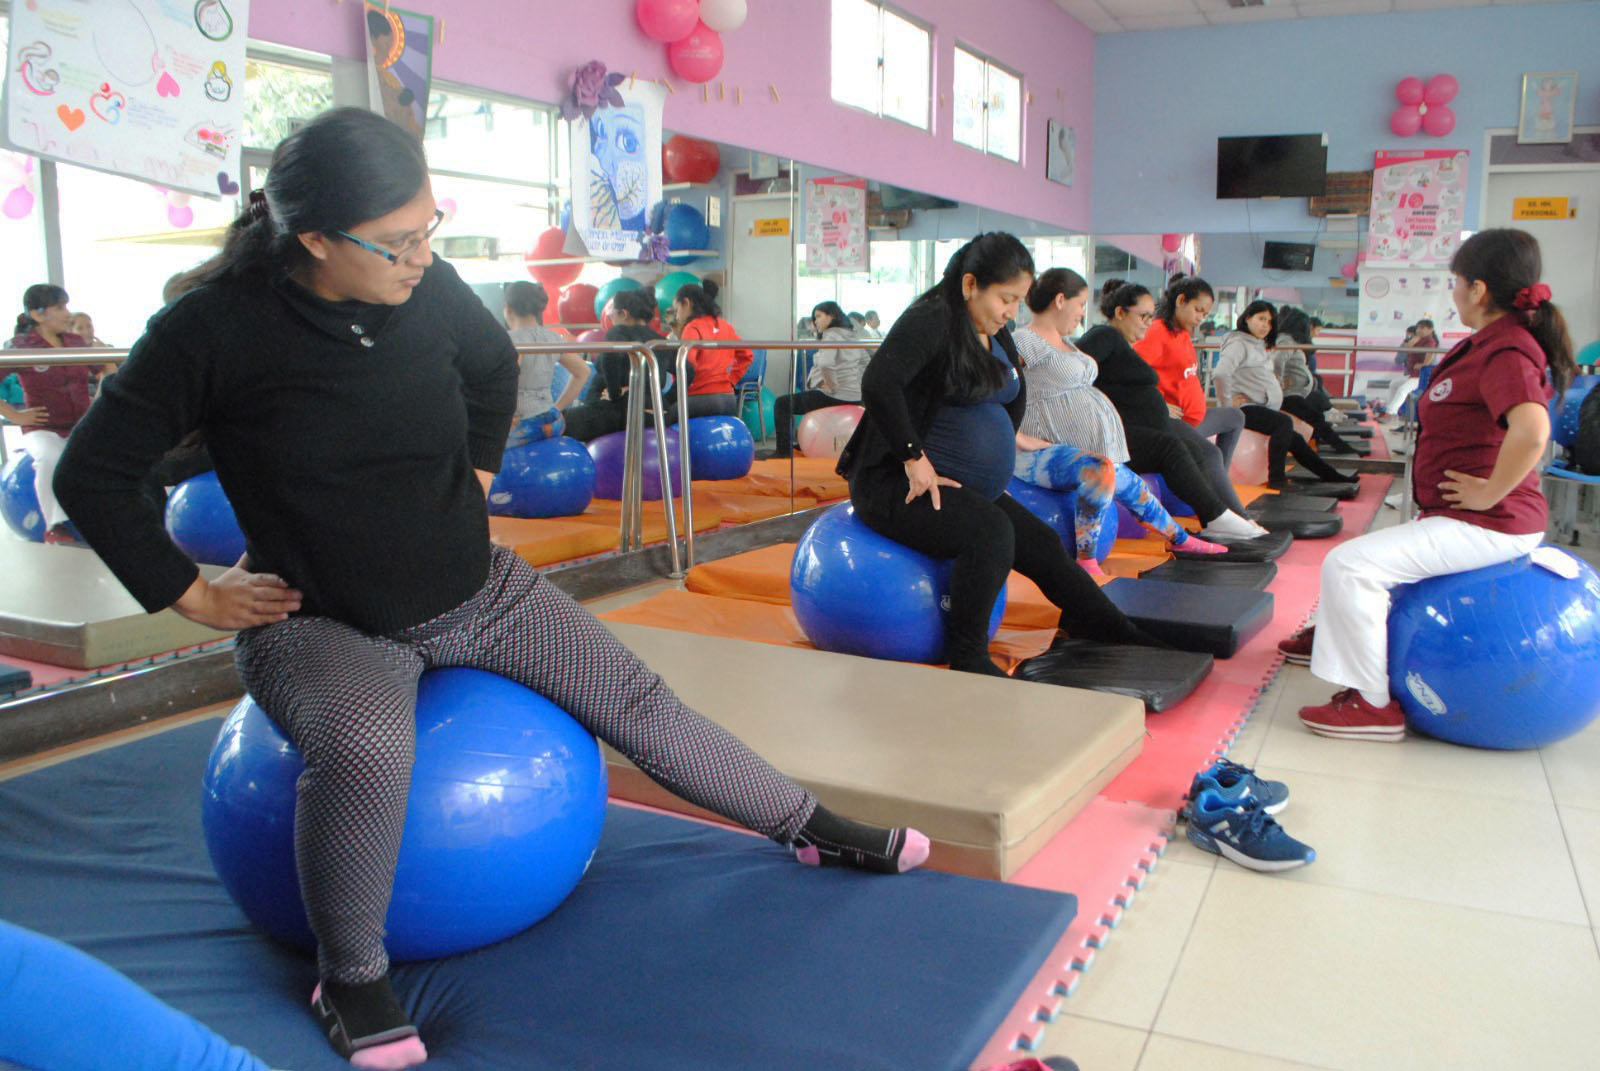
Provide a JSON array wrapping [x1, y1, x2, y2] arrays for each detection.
[[337, 209, 444, 264], [1138, 311, 1156, 322]]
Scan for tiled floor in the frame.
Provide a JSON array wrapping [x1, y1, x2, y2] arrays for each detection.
[[1033, 448, 1600, 1070]]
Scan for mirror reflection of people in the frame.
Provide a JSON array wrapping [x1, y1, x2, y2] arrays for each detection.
[[3, 283, 92, 544], [1132, 276, 1246, 468], [501, 281, 589, 447], [563, 287, 678, 442], [764, 301, 870, 459], [53, 107, 928, 1070], [671, 280, 751, 420]]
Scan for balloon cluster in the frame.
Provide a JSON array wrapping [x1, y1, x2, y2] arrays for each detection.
[[1, 152, 35, 220], [636, 0, 748, 84], [1391, 74, 1458, 138]]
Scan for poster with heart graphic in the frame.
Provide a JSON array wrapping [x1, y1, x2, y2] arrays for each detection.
[[804, 176, 868, 274], [3, 0, 250, 199]]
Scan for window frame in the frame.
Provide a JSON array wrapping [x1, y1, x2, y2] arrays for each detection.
[[830, 0, 932, 133], [951, 43, 1024, 164]]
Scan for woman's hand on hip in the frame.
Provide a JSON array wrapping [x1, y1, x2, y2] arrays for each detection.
[[904, 454, 960, 510], [6, 405, 48, 427], [1437, 469, 1498, 512], [173, 560, 302, 631]]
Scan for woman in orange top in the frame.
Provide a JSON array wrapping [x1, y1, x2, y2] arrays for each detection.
[[670, 279, 751, 421], [1132, 275, 1245, 469]]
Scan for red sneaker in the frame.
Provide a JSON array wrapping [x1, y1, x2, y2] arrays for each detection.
[[1298, 688, 1405, 741], [1277, 626, 1314, 665], [42, 524, 81, 546]]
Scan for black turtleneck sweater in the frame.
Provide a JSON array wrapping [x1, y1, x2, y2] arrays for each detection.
[[54, 257, 518, 635], [1079, 323, 1170, 434]]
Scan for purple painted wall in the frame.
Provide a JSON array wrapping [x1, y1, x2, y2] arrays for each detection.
[[247, 0, 1096, 231]]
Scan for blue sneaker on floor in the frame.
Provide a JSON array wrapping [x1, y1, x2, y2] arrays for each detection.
[[1182, 758, 1289, 818], [1185, 789, 1315, 872]]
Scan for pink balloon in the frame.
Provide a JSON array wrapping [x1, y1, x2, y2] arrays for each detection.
[[636, 0, 700, 43], [437, 197, 458, 221], [1160, 233, 1183, 253], [1423, 73, 1458, 105], [1421, 106, 1455, 137], [1395, 77, 1424, 105], [1228, 430, 1271, 486], [1340, 262, 1358, 280], [2, 185, 33, 220], [167, 203, 194, 228], [1390, 105, 1422, 137], [796, 405, 865, 460], [667, 23, 724, 84]]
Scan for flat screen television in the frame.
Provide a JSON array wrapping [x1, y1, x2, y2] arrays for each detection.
[[1263, 240, 1316, 272], [1217, 134, 1328, 199]]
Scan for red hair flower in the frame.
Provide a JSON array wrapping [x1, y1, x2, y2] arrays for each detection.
[[1513, 283, 1551, 311]]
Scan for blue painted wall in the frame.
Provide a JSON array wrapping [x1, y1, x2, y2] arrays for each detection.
[[1092, 3, 1600, 237]]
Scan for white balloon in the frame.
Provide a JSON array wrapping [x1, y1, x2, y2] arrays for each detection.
[[698, 0, 747, 32]]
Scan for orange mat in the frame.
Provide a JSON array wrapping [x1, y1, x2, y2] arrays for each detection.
[[684, 542, 798, 605], [701, 491, 817, 525], [488, 516, 620, 567], [570, 494, 725, 540], [703, 457, 849, 501]]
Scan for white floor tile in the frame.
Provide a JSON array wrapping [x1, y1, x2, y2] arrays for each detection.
[[1236, 766, 1588, 925], [1138, 1033, 1333, 1070], [1557, 803, 1600, 928], [1036, 1013, 1144, 1071], [1543, 727, 1600, 811], [1156, 871, 1600, 1069], [1063, 858, 1213, 1030]]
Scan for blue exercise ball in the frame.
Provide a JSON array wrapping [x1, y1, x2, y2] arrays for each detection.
[[587, 427, 683, 501], [165, 471, 244, 566], [1006, 477, 1114, 561], [1, 454, 45, 541], [1387, 550, 1600, 749], [201, 668, 608, 962], [661, 203, 711, 266], [790, 504, 1006, 664], [489, 437, 596, 518], [686, 415, 753, 480]]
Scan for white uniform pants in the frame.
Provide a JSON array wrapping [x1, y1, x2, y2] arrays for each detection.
[[22, 431, 70, 530], [1311, 515, 1544, 699]]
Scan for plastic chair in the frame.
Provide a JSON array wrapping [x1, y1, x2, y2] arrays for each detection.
[[734, 348, 768, 437], [1543, 458, 1600, 547]]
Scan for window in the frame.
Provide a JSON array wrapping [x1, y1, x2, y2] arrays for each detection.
[[830, 0, 930, 130], [242, 55, 336, 151], [952, 46, 1022, 162]]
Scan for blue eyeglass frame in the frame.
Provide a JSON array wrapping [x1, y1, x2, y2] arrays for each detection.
[[337, 209, 444, 264]]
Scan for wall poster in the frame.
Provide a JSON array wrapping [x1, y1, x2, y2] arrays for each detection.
[[363, 3, 432, 140], [566, 80, 665, 260], [804, 176, 868, 273]]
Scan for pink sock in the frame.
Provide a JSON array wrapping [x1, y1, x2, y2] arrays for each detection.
[[1078, 558, 1106, 576], [1174, 535, 1229, 555]]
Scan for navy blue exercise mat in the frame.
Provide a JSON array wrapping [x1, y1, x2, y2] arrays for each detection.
[[0, 721, 1076, 1071]]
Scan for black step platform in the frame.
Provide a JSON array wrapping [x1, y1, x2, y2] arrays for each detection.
[[1139, 558, 1278, 590], [1014, 639, 1214, 713], [1280, 478, 1360, 501], [1183, 529, 1293, 562], [1245, 505, 1344, 538], [1, 664, 32, 696], [1101, 578, 1274, 659], [1243, 491, 1337, 512], [1319, 439, 1373, 457]]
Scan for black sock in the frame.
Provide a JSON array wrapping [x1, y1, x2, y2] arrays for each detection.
[[792, 805, 926, 874]]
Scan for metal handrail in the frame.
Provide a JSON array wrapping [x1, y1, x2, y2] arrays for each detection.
[[670, 338, 879, 571]]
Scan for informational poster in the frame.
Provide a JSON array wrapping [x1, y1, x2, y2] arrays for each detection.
[[1364, 148, 1468, 268], [1354, 267, 1466, 373], [363, 3, 431, 140], [804, 176, 868, 273], [567, 80, 664, 260], [3, 0, 250, 198]]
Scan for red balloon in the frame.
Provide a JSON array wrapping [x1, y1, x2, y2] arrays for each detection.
[[541, 285, 562, 324], [558, 284, 600, 326], [578, 328, 606, 343], [662, 135, 721, 184], [1422, 106, 1455, 137], [1423, 73, 1458, 105], [1160, 233, 1183, 253], [527, 227, 582, 289], [1390, 105, 1422, 137], [667, 23, 724, 84], [636, 0, 700, 43], [1340, 262, 1358, 280], [1395, 77, 1424, 105]]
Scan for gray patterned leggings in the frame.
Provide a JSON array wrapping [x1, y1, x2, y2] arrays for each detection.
[[234, 546, 816, 984]]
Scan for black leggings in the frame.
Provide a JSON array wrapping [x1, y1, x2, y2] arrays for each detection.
[[773, 389, 850, 454], [1146, 420, 1249, 515], [1279, 395, 1356, 454], [1239, 405, 1348, 482], [849, 465, 1153, 663], [1121, 425, 1228, 524]]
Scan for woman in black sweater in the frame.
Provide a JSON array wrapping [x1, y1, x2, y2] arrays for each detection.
[[837, 233, 1161, 677], [1082, 280, 1266, 535], [53, 108, 925, 1070]]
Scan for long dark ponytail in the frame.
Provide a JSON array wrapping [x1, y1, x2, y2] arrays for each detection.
[[183, 107, 430, 290], [1154, 276, 1213, 334], [1450, 228, 1574, 394], [16, 283, 68, 335], [910, 231, 1035, 399]]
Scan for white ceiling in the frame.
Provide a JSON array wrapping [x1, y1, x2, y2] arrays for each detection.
[[1054, 0, 1586, 34]]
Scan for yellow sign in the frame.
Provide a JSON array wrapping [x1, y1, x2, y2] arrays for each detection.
[[752, 218, 791, 237], [1511, 197, 1576, 221]]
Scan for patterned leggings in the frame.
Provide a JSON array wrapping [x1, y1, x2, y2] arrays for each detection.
[[1014, 443, 1184, 558], [234, 547, 816, 985]]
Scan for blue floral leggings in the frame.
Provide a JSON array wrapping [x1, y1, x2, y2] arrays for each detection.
[[1014, 443, 1189, 559]]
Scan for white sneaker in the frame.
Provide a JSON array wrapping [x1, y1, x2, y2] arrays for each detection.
[[1201, 510, 1269, 542]]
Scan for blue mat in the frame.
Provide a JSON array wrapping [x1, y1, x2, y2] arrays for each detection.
[[0, 721, 1075, 1070]]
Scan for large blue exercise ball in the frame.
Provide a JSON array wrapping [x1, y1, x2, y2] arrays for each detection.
[[790, 504, 1006, 664], [489, 437, 596, 518], [1387, 550, 1600, 749], [686, 415, 753, 480], [165, 471, 245, 566], [587, 427, 683, 501], [661, 203, 711, 265], [1006, 477, 1114, 562], [1, 454, 45, 541], [201, 668, 608, 962]]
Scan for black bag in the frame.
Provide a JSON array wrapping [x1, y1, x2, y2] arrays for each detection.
[[1575, 385, 1600, 475]]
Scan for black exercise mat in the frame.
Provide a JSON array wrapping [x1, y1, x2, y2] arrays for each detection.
[[1101, 578, 1274, 659], [1139, 558, 1278, 591], [1013, 639, 1213, 713]]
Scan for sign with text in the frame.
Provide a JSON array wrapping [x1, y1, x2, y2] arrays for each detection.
[[1512, 196, 1576, 221], [1364, 149, 1468, 268], [752, 218, 790, 237]]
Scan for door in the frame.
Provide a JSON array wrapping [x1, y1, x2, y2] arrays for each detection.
[[1484, 166, 1600, 350], [726, 193, 797, 391]]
